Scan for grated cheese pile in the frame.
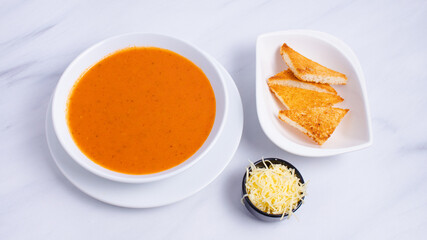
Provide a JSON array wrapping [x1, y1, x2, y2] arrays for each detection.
[[244, 160, 307, 219]]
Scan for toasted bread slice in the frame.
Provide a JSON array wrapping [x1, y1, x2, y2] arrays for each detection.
[[280, 43, 348, 85], [268, 69, 337, 94], [278, 107, 349, 145], [268, 76, 343, 109]]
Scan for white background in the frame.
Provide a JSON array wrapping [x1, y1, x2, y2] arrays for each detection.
[[1, 0, 427, 239]]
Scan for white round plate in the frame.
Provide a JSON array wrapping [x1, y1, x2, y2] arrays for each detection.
[[45, 60, 243, 208]]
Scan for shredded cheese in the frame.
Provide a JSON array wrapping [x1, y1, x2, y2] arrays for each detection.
[[243, 160, 307, 219]]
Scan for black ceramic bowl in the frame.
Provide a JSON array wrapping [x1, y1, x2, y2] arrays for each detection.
[[242, 158, 305, 221]]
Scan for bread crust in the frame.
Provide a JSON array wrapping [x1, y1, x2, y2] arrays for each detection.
[[268, 69, 337, 94], [278, 107, 349, 145], [268, 84, 343, 109], [280, 43, 347, 85]]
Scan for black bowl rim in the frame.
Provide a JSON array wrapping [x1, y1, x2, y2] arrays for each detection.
[[242, 157, 305, 218]]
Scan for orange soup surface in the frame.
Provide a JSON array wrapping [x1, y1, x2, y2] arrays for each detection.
[[67, 47, 216, 174]]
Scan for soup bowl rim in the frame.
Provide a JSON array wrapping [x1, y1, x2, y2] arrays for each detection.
[[51, 33, 229, 183]]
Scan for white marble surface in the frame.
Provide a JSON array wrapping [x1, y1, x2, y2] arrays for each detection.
[[1, 0, 427, 239]]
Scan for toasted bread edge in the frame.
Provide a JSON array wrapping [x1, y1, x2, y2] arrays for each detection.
[[280, 43, 348, 85], [278, 111, 325, 145]]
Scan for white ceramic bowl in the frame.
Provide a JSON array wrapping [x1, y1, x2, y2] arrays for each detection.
[[256, 30, 373, 157], [52, 33, 228, 183]]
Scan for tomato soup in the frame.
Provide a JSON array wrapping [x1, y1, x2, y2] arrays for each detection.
[[66, 47, 216, 174]]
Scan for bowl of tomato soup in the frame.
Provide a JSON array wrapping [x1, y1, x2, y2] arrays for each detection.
[[52, 33, 228, 183]]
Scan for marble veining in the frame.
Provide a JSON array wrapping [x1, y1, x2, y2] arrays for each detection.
[[1, 0, 427, 239]]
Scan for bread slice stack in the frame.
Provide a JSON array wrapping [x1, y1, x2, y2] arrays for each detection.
[[268, 43, 349, 145]]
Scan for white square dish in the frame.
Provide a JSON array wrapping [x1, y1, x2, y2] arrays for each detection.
[[256, 30, 373, 157]]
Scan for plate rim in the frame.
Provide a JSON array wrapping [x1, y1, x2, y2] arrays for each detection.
[[45, 59, 244, 208]]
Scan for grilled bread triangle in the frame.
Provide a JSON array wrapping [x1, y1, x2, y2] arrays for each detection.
[[278, 107, 349, 145], [268, 70, 343, 109], [280, 43, 348, 85], [268, 69, 337, 94]]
